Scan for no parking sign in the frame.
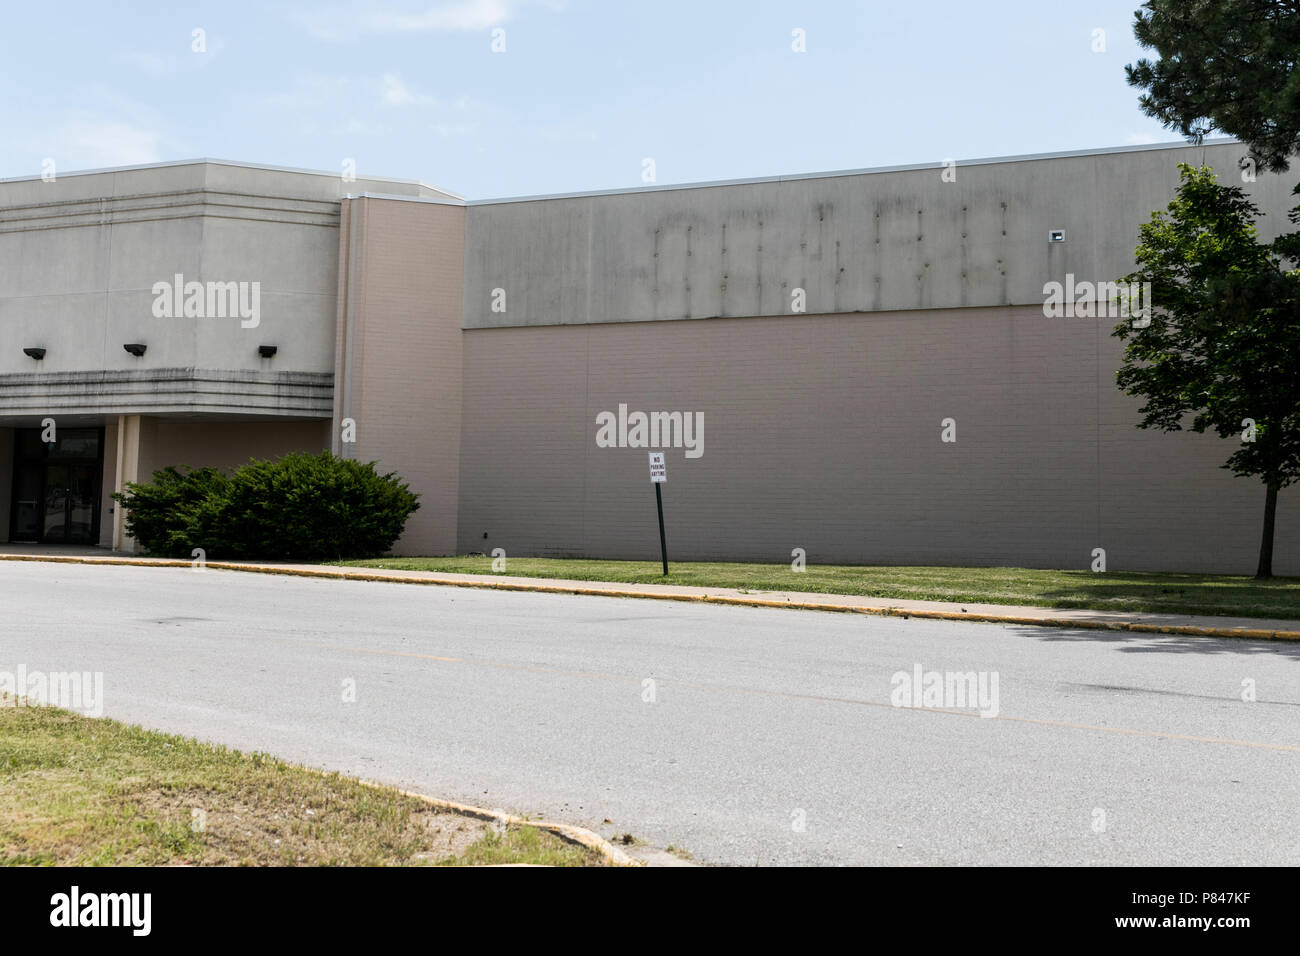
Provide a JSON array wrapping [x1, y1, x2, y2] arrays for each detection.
[[648, 452, 668, 572]]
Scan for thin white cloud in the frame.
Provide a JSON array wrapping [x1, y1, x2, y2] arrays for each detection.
[[432, 122, 478, 137], [367, 0, 513, 32], [536, 123, 599, 144], [24, 89, 184, 171], [47, 121, 162, 168], [380, 74, 439, 107], [260, 74, 352, 110], [116, 37, 225, 77], [120, 51, 173, 77], [289, 0, 560, 41], [334, 118, 393, 137], [256, 74, 483, 142], [1124, 133, 1161, 146], [264, 73, 470, 113]]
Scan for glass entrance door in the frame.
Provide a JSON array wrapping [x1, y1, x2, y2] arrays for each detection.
[[11, 462, 41, 540], [8, 428, 104, 545], [41, 464, 98, 544]]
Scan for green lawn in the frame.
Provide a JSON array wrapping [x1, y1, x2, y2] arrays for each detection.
[[0, 701, 605, 866], [333, 556, 1300, 621]]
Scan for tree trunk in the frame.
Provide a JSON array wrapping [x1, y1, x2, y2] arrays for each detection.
[[1256, 482, 1279, 579]]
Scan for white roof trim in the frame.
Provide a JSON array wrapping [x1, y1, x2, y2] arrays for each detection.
[[343, 192, 466, 207], [0, 157, 464, 200], [468, 138, 1244, 206], [0, 138, 1247, 206]]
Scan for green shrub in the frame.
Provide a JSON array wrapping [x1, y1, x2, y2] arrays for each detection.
[[114, 452, 419, 561], [112, 465, 230, 560]]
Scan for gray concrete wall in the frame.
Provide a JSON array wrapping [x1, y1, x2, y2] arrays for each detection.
[[0, 161, 455, 421], [463, 141, 1293, 329], [457, 306, 1297, 574]]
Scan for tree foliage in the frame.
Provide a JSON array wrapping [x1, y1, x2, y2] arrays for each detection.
[[1126, 0, 1300, 172], [1114, 164, 1300, 575]]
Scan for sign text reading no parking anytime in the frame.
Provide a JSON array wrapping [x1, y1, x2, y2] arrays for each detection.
[[648, 451, 667, 483]]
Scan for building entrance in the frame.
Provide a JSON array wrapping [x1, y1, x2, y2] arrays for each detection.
[[8, 427, 103, 545]]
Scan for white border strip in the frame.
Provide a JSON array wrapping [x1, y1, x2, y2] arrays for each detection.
[[0, 157, 464, 201], [0, 139, 1239, 207], [468, 138, 1242, 205]]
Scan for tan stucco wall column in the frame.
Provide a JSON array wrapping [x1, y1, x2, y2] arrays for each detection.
[[112, 415, 137, 551], [333, 197, 465, 556], [111, 414, 158, 552]]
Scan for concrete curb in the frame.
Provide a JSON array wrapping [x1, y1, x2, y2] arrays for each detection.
[[371, 784, 644, 867], [4, 552, 1300, 642], [296, 763, 641, 866]]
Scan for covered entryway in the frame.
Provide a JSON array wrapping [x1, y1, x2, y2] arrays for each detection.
[[7, 427, 103, 545]]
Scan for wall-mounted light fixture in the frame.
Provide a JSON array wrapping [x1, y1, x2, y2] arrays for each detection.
[[123, 343, 147, 357], [1048, 229, 1066, 243], [22, 347, 46, 360], [257, 345, 278, 358]]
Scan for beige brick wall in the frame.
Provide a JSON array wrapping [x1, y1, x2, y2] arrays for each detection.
[[334, 198, 464, 554], [137, 420, 330, 478], [457, 306, 1297, 574], [101, 417, 330, 549]]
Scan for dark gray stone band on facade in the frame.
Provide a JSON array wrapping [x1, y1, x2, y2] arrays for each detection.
[[0, 368, 334, 417]]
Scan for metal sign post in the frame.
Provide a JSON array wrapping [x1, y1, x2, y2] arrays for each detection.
[[648, 451, 668, 575]]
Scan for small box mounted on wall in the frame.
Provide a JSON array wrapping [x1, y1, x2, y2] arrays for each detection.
[[1048, 229, 1066, 243]]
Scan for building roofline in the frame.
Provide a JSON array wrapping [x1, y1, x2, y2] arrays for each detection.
[[468, 137, 1243, 206], [0, 138, 1244, 206], [344, 191, 467, 207], [0, 157, 464, 200]]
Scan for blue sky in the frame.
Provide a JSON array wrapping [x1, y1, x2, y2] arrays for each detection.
[[0, 0, 1178, 198]]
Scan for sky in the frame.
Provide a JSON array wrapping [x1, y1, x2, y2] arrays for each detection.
[[0, 0, 1180, 199]]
